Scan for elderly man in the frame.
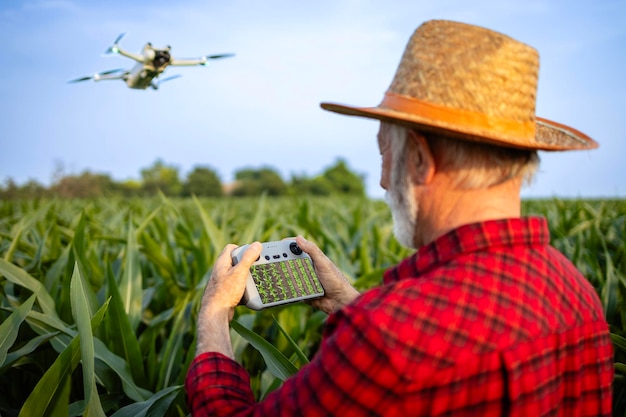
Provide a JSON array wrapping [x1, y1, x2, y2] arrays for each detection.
[[186, 20, 613, 416]]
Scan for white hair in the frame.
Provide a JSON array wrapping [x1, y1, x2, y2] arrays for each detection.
[[387, 124, 540, 190]]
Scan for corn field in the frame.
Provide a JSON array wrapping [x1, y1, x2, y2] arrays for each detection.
[[0, 196, 625, 416]]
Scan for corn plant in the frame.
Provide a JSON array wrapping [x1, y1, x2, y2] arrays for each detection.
[[0, 197, 624, 415]]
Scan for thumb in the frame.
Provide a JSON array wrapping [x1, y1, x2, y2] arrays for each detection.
[[236, 242, 263, 269]]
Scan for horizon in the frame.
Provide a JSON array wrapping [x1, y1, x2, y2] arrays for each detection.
[[1, 0, 624, 199]]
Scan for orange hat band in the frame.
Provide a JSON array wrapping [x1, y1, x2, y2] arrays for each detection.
[[380, 92, 536, 140]]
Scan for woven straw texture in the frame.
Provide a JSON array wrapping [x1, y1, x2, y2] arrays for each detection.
[[389, 21, 538, 123], [321, 20, 598, 151]]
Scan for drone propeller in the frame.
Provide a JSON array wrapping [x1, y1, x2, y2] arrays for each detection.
[[200, 53, 235, 66], [68, 75, 94, 83], [104, 32, 126, 55], [151, 74, 182, 90], [68, 68, 125, 83]]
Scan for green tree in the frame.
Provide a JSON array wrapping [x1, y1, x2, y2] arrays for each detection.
[[0, 178, 19, 200], [321, 159, 365, 196], [50, 171, 116, 198], [183, 166, 223, 197], [19, 179, 49, 199], [232, 167, 286, 196], [288, 159, 366, 196], [140, 159, 182, 197], [116, 179, 142, 198], [290, 175, 333, 196]]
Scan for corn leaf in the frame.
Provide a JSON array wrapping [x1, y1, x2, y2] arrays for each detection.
[[70, 261, 106, 417], [615, 363, 626, 374], [230, 319, 297, 381], [1, 332, 59, 371], [93, 337, 153, 402], [18, 329, 81, 417], [120, 219, 143, 331], [157, 299, 191, 389], [272, 315, 309, 366], [193, 195, 225, 253], [109, 385, 181, 417], [138, 307, 174, 388], [105, 264, 146, 386], [601, 246, 618, 322], [25, 309, 75, 354], [135, 204, 163, 236], [611, 333, 626, 354], [0, 258, 58, 318], [0, 293, 37, 367], [19, 300, 109, 417], [4, 203, 50, 263], [240, 193, 266, 244], [139, 231, 176, 279]]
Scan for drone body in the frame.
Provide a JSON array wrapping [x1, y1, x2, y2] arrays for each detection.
[[70, 34, 234, 90]]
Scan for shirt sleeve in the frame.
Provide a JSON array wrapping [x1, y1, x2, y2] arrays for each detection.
[[185, 297, 410, 417], [185, 352, 256, 416]]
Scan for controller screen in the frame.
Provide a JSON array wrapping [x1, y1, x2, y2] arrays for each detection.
[[250, 257, 322, 304]]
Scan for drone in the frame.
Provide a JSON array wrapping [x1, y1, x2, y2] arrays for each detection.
[[69, 33, 234, 90]]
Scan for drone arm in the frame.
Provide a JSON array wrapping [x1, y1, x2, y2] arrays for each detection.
[[96, 73, 127, 81], [169, 58, 206, 66], [116, 48, 145, 63], [170, 53, 234, 67], [68, 69, 127, 84]]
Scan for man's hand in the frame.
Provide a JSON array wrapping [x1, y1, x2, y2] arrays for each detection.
[[195, 242, 262, 358], [295, 236, 360, 314], [201, 242, 262, 316]]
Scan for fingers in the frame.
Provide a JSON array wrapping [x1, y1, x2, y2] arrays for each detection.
[[295, 235, 325, 260], [204, 243, 262, 312], [296, 236, 336, 273], [237, 242, 262, 268], [214, 244, 238, 271], [215, 242, 262, 271]]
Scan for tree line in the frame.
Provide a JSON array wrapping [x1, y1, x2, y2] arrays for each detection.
[[0, 158, 366, 200]]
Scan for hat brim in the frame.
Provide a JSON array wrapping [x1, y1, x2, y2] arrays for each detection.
[[320, 102, 598, 151]]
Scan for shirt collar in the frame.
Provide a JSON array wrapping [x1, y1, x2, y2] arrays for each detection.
[[383, 217, 550, 285]]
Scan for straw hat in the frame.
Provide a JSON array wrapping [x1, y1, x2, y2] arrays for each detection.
[[321, 20, 597, 151]]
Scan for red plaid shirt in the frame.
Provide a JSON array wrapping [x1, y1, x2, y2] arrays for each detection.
[[186, 217, 613, 416]]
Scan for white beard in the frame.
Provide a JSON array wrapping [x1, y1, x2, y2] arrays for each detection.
[[385, 177, 418, 249], [382, 122, 419, 249]]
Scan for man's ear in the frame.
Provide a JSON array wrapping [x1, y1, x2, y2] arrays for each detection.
[[407, 129, 436, 185]]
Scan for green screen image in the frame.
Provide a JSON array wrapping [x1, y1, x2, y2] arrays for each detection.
[[250, 257, 322, 304]]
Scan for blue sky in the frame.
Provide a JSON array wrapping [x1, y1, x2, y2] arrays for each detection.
[[0, 0, 624, 198]]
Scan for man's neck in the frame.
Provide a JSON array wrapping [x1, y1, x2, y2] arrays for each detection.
[[414, 177, 522, 247]]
